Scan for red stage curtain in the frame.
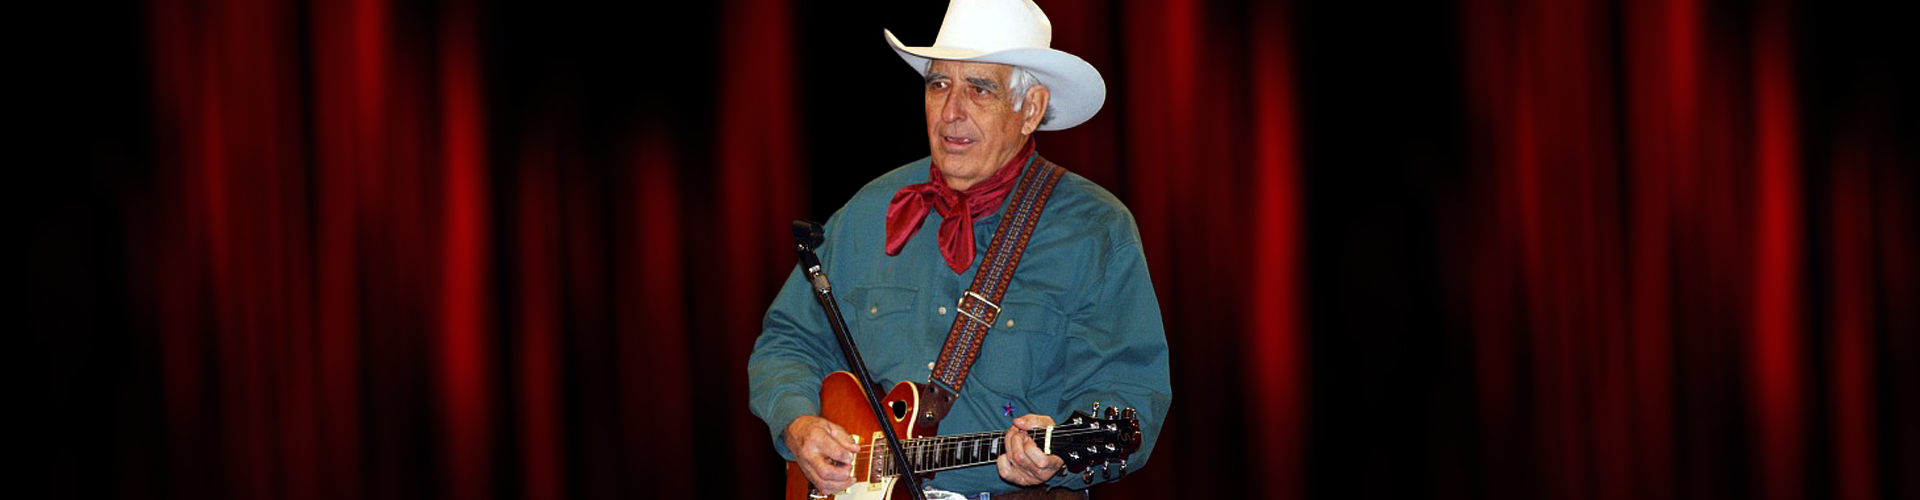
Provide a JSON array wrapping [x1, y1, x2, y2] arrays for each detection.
[[87, 0, 1912, 498], [1453, 0, 1916, 498]]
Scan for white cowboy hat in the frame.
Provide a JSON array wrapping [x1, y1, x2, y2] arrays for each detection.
[[885, 0, 1106, 131]]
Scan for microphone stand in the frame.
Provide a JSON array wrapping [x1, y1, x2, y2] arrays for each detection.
[[791, 220, 928, 500]]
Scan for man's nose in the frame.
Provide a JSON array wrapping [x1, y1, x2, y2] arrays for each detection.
[[940, 89, 966, 123]]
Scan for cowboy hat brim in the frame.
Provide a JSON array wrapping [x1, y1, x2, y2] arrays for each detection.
[[885, 29, 1106, 131]]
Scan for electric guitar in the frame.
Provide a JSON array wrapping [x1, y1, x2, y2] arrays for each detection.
[[783, 371, 1142, 500]]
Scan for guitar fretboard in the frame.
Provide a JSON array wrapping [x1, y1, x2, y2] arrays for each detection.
[[874, 428, 1051, 476]]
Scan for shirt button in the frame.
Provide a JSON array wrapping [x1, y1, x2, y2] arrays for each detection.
[[937, 306, 948, 315], [869, 305, 878, 315], [1006, 318, 1015, 327], [927, 361, 936, 370]]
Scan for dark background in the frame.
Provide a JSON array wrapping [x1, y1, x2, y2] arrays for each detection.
[[29, 0, 1918, 498]]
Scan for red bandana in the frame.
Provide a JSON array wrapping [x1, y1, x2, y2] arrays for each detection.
[[884, 139, 1036, 273]]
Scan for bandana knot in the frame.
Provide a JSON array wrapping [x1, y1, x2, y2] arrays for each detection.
[[883, 140, 1036, 273]]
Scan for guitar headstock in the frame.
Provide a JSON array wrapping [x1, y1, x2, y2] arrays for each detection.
[[1051, 403, 1143, 483]]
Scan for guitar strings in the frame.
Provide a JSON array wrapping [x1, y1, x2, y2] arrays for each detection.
[[857, 427, 1118, 449], [855, 427, 1127, 478], [852, 427, 1120, 454], [853, 427, 1114, 451]]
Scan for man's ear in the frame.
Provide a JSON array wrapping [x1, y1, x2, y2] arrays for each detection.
[[1019, 84, 1051, 135]]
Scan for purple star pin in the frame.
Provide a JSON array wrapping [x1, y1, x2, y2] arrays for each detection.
[[1003, 401, 1015, 417]]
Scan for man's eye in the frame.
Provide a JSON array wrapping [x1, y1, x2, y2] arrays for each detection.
[[929, 81, 948, 90], [971, 86, 990, 95]]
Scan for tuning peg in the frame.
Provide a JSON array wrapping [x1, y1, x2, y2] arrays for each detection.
[[1122, 408, 1136, 420], [1102, 461, 1113, 480], [1090, 401, 1101, 414], [1117, 459, 1129, 477], [1105, 406, 1118, 419], [1081, 470, 1095, 484]]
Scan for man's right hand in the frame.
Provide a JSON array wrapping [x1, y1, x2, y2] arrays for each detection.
[[784, 415, 862, 492]]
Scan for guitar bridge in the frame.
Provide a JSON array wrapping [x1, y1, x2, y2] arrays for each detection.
[[869, 432, 888, 491]]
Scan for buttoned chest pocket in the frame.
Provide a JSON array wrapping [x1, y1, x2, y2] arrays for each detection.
[[969, 299, 1068, 398], [842, 284, 923, 379]]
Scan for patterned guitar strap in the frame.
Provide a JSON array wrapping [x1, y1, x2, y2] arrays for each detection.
[[919, 156, 1068, 425]]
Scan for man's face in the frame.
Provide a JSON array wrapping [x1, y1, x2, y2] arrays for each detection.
[[924, 60, 1046, 190]]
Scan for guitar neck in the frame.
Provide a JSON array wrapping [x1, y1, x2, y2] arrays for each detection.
[[881, 428, 1052, 475]]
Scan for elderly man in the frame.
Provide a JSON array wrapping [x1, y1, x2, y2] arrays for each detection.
[[749, 0, 1170, 498]]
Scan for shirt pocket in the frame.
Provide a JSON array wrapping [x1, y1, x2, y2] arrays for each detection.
[[970, 299, 1067, 399], [842, 284, 922, 381]]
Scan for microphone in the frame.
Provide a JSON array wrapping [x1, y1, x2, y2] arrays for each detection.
[[791, 220, 830, 293], [791, 220, 825, 251]]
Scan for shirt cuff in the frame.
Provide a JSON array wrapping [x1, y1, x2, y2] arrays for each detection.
[[765, 393, 819, 461]]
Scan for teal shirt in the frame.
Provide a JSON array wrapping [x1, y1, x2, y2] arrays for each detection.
[[748, 155, 1172, 493]]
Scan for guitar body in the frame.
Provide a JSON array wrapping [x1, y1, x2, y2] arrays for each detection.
[[779, 371, 1139, 499], [784, 371, 947, 500]]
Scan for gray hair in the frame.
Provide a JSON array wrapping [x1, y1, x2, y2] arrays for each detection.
[[927, 61, 1057, 127]]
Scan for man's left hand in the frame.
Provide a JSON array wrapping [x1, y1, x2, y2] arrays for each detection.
[[996, 414, 1066, 486]]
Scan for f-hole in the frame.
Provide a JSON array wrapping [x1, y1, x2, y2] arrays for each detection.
[[889, 400, 909, 421]]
